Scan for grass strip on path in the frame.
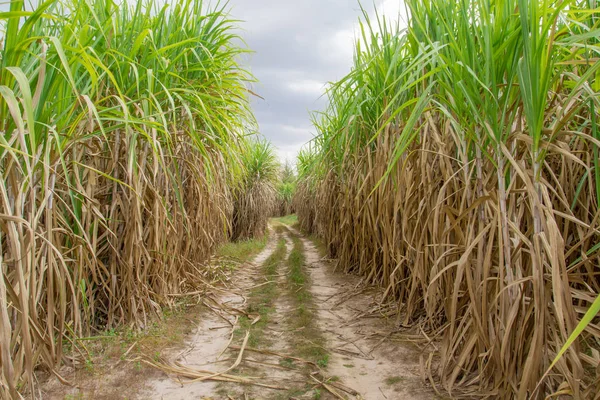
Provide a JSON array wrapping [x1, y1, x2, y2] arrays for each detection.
[[285, 231, 329, 369], [272, 214, 298, 227], [235, 228, 287, 348]]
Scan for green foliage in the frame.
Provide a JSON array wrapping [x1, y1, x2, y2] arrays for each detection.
[[240, 137, 280, 187], [231, 137, 279, 240], [273, 161, 297, 217], [278, 181, 296, 203], [217, 234, 269, 262]]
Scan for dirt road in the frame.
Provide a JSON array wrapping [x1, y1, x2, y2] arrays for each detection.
[[40, 221, 437, 399], [144, 222, 435, 399]]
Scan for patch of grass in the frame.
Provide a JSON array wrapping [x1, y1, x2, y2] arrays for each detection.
[[217, 233, 269, 262], [316, 354, 329, 368], [221, 234, 293, 397], [285, 232, 329, 368], [279, 358, 296, 368], [234, 236, 287, 347], [385, 375, 405, 385], [343, 363, 355, 368], [272, 214, 298, 226], [70, 295, 201, 368]]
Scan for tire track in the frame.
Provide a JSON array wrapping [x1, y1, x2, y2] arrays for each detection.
[[286, 224, 436, 400], [146, 226, 285, 399]]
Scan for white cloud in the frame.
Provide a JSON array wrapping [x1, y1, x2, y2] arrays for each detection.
[[257, 122, 315, 163], [276, 144, 305, 164], [260, 123, 313, 144], [287, 79, 326, 97], [316, 1, 409, 83], [317, 27, 356, 76], [379, 0, 406, 22]]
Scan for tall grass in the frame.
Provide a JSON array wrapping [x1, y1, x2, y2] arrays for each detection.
[[0, 0, 255, 396], [273, 162, 296, 217], [296, 1, 600, 397], [231, 138, 278, 241], [294, 146, 320, 234]]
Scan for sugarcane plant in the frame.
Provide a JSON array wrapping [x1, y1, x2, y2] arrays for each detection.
[[272, 161, 297, 217], [230, 137, 279, 241], [0, 0, 257, 396], [296, 0, 600, 397]]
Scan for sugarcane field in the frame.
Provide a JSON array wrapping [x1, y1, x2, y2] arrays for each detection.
[[1, 0, 600, 399]]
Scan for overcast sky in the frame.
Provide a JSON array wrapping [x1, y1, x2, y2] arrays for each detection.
[[226, 1, 406, 162]]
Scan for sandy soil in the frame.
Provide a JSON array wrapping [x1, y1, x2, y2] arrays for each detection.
[[145, 227, 287, 399], [288, 226, 433, 400], [39, 222, 437, 400]]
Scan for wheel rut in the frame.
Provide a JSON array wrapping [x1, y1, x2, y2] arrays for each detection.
[[287, 225, 434, 400], [143, 222, 436, 400], [144, 226, 285, 399]]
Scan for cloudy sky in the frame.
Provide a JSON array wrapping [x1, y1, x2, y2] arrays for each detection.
[[225, 1, 406, 162]]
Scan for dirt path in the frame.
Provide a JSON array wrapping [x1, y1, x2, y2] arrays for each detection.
[[143, 226, 287, 399], [287, 226, 433, 400], [141, 222, 436, 400], [37, 221, 436, 400]]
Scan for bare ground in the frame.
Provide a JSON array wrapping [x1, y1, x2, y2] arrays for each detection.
[[39, 222, 438, 399], [287, 226, 433, 400]]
